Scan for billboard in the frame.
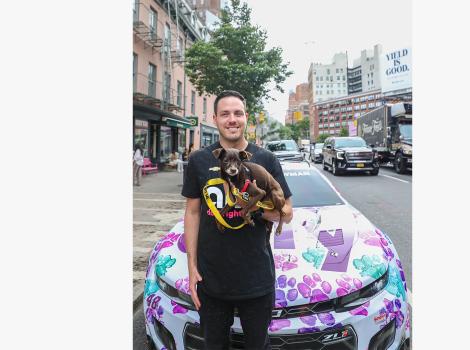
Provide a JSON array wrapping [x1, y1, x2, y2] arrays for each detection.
[[380, 47, 412, 93]]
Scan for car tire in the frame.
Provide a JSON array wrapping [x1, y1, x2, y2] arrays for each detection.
[[332, 160, 341, 176], [370, 168, 379, 175], [322, 159, 328, 171], [394, 153, 406, 174], [146, 336, 157, 350]]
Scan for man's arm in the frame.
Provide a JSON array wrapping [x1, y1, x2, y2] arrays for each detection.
[[184, 197, 202, 310], [261, 197, 293, 224]]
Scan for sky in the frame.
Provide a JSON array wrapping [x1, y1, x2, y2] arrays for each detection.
[[243, 0, 412, 124]]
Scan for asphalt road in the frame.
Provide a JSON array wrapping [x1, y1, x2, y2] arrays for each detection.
[[312, 162, 412, 290]]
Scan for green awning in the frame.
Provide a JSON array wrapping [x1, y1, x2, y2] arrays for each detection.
[[163, 117, 192, 129]]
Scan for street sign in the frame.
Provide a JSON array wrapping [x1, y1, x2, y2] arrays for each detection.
[[186, 116, 199, 127]]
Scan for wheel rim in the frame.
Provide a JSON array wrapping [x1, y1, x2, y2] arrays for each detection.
[[395, 155, 401, 171]]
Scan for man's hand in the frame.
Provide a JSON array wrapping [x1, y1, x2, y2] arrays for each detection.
[[188, 265, 202, 310]]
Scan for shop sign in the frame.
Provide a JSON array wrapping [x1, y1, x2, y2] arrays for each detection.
[[135, 119, 148, 128], [186, 116, 199, 127]]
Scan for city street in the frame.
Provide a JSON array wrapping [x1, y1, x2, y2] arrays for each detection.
[[311, 163, 412, 290]]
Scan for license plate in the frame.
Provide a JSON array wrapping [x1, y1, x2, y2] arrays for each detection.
[[407, 158, 412, 163], [356, 163, 364, 168]]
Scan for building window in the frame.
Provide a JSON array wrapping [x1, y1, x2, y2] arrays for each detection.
[[337, 76, 340, 80], [177, 80, 182, 107], [320, 76, 323, 81], [163, 72, 171, 102], [203, 97, 207, 115], [191, 90, 196, 114], [149, 8, 157, 40], [327, 69, 330, 75], [164, 23, 171, 51], [148, 63, 156, 97]]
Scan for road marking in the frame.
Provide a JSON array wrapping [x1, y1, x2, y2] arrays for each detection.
[[133, 198, 186, 203], [379, 174, 410, 184]]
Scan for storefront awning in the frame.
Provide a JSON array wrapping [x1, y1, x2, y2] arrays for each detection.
[[134, 103, 192, 128], [162, 117, 192, 129]]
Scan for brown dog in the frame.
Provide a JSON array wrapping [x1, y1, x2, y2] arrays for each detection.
[[212, 148, 286, 235]]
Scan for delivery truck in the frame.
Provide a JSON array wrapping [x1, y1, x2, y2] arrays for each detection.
[[357, 102, 412, 174]]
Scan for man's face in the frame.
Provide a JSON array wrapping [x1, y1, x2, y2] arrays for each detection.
[[213, 96, 248, 143]]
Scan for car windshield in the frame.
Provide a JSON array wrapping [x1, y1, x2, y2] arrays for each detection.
[[283, 169, 345, 207], [267, 140, 298, 152], [399, 123, 412, 141], [314, 143, 324, 149], [334, 138, 366, 148]]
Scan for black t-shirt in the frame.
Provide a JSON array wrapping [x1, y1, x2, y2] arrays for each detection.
[[182, 141, 292, 300]]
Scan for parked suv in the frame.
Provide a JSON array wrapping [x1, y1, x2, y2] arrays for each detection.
[[265, 140, 304, 161], [322, 136, 379, 176]]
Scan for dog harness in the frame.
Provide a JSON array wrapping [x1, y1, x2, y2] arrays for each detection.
[[203, 165, 274, 230]]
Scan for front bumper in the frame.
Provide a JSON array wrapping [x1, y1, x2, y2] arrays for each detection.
[[144, 286, 411, 350], [337, 159, 379, 172]]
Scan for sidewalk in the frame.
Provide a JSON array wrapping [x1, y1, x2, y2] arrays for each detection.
[[133, 169, 186, 311]]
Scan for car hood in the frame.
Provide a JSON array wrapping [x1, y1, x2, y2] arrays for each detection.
[[150, 205, 390, 308], [336, 147, 372, 153]]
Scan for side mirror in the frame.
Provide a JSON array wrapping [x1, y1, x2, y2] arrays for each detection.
[[369, 144, 375, 148], [326, 145, 332, 149]]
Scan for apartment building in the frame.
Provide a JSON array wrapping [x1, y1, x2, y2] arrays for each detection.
[[311, 89, 383, 140], [348, 44, 382, 94], [309, 53, 348, 104], [133, 0, 220, 168]]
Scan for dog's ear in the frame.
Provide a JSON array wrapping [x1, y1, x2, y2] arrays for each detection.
[[212, 148, 225, 159], [239, 150, 253, 161]]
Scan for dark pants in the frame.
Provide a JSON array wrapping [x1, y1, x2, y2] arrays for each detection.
[[197, 288, 275, 350]]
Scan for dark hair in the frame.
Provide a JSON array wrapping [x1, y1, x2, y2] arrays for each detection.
[[213, 90, 246, 114], [134, 143, 143, 154]]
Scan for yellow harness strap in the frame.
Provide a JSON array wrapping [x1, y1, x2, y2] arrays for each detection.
[[203, 178, 275, 230]]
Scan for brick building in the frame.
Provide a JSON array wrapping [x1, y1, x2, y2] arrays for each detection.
[[311, 89, 383, 140], [285, 83, 310, 134], [133, 0, 220, 168]]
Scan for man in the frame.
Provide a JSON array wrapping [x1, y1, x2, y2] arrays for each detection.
[[182, 90, 293, 349]]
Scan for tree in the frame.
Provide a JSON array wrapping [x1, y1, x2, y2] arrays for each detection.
[[340, 127, 349, 136], [184, 0, 292, 114], [316, 133, 330, 143]]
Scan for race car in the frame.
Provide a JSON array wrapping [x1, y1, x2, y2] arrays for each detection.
[[143, 161, 411, 350]]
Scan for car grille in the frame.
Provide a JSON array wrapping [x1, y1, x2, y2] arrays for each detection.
[[183, 323, 357, 350], [234, 300, 335, 319], [345, 152, 373, 162]]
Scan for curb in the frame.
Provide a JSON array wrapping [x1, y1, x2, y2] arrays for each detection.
[[134, 289, 144, 313]]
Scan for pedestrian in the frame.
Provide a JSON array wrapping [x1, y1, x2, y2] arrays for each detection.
[[188, 143, 194, 156], [182, 147, 189, 162], [182, 90, 293, 349], [133, 143, 144, 186]]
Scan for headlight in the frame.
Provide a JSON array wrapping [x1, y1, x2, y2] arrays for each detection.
[[336, 151, 345, 160], [403, 148, 412, 155], [156, 276, 196, 310], [335, 267, 389, 312]]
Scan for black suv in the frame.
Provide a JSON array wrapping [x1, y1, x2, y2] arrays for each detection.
[[322, 136, 379, 176], [265, 140, 304, 161]]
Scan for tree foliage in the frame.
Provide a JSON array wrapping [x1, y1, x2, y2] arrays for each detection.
[[184, 0, 292, 114], [315, 133, 330, 143], [340, 127, 349, 136]]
